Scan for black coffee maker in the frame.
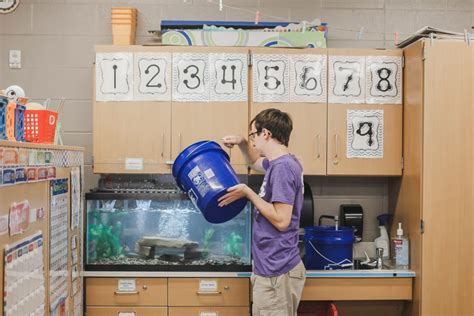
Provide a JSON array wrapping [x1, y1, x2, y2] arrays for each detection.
[[339, 204, 364, 242]]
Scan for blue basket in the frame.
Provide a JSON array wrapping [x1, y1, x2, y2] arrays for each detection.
[[0, 97, 8, 140], [14, 104, 26, 142]]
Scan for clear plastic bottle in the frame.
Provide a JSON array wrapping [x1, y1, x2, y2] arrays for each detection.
[[392, 222, 409, 270]]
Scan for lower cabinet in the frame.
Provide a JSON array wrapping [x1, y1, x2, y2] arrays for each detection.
[[169, 307, 250, 315], [86, 307, 168, 316]]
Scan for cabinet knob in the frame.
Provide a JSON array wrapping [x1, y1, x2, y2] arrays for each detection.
[[224, 285, 230, 290], [143, 285, 148, 290]]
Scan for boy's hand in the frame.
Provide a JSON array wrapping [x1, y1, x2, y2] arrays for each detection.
[[222, 135, 244, 149], [218, 184, 249, 207]]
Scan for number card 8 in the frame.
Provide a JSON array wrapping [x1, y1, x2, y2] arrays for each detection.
[[366, 56, 402, 104]]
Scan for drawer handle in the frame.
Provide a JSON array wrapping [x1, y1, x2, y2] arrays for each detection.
[[196, 291, 222, 295], [114, 291, 139, 295]]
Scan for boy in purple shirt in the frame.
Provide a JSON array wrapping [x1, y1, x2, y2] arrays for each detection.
[[220, 108, 306, 316]]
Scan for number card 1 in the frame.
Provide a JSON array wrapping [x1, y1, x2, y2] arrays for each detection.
[[134, 53, 171, 101], [96, 53, 133, 101], [329, 56, 365, 104], [366, 56, 402, 104]]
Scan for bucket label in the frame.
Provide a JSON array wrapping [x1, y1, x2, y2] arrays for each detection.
[[188, 166, 211, 197], [187, 188, 199, 210]]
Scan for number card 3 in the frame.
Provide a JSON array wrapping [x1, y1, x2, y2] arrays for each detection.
[[172, 53, 210, 102], [134, 53, 171, 101], [96, 53, 133, 101], [329, 56, 365, 104], [366, 56, 402, 104]]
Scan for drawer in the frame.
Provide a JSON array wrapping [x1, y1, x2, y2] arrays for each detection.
[[86, 278, 167, 306], [169, 306, 250, 316], [86, 306, 167, 316], [168, 278, 250, 307]]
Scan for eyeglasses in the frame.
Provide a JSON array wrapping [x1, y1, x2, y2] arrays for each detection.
[[248, 131, 260, 141]]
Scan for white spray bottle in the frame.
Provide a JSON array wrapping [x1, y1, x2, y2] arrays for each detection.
[[374, 214, 391, 260]]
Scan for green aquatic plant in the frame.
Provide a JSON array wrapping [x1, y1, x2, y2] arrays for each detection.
[[225, 232, 243, 258], [202, 228, 215, 251], [88, 222, 123, 261]]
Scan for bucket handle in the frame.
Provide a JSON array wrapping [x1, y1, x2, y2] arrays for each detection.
[[307, 240, 353, 269]]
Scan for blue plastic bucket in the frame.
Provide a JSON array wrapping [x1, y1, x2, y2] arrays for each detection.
[[304, 226, 354, 270], [172, 140, 247, 224]]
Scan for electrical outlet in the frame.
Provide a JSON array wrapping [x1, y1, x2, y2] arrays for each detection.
[[9, 50, 21, 69]]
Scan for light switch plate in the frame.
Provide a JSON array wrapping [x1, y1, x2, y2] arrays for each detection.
[[9, 50, 21, 69]]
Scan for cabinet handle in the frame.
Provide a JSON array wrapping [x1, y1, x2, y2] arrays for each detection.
[[333, 134, 339, 165], [161, 133, 164, 158], [179, 133, 182, 152], [114, 291, 139, 295], [196, 291, 222, 295], [316, 134, 321, 159]]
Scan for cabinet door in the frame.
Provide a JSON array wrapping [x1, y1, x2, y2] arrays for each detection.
[[93, 101, 171, 174], [169, 307, 249, 316], [327, 49, 402, 176], [251, 103, 327, 175], [170, 46, 250, 175], [87, 307, 167, 316], [250, 47, 328, 175]]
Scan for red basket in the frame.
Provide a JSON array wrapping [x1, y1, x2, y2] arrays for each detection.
[[24, 110, 58, 144]]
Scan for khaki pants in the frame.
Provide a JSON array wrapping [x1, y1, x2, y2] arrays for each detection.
[[251, 261, 306, 316]]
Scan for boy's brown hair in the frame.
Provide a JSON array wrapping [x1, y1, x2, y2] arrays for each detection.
[[250, 108, 293, 146]]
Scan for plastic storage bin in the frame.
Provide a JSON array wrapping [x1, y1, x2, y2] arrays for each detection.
[[24, 109, 58, 143], [0, 97, 8, 140], [14, 104, 26, 142]]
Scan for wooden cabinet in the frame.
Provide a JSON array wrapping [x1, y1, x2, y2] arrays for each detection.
[[327, 49, 403, 176], [86, 307, 167, 316], [86, 278, 168, 306], [391, 39, 474, 316], [251, 48, 402, 176], [168, 278, 250, 307], [169, 307, 249, 315], [93, 45, 249, 174]]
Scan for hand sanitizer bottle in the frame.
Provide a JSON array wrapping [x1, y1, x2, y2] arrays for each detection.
[[393, 222, 409, 270]]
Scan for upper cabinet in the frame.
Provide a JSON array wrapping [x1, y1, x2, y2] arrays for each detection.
[[93, 46, 402, 176], [327, 49, 403, 176]]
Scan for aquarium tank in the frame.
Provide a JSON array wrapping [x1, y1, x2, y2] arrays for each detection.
[[85, 190, 252, 271]]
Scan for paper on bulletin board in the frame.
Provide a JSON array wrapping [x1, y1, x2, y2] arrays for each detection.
[[96, 53, 134, 101], [346, 109, 384, 159], [252, 54, 289, 103], [134, 52, 172, 101], [172, 53, 210, 102], [70, 167, 81, 229], [209, 53, 248, 102], [49, 179, 69, 313], [366, 56, 402, 104], [328, 56, 365, 104], [289, 54, 327, 103]]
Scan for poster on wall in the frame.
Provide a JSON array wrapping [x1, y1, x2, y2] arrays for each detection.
[[134, 52, 172, 101], [4, 231, 45, 316], [209, 53, 248, 102], [366, 56, 402, 104], [347, 109, 384, 159], [96, 53, 133, 101], [172, 53, 210, 102], [252, 54, 289, 103], [328, 56, 365, 104], [49, 179, 69, 314], [289, 54, 327, 103]]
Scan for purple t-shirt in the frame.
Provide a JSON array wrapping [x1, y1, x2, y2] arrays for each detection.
[[252, 154, 304, 277]]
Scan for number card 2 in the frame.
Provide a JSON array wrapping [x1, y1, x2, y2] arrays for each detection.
[[290, 54, 327, 103], [96, 53, 133, 101], [329, 56, 365, 104], [253, 54, 289, 103], [172, 53, 210, 102], [366, 56, 402, 104], [134, 53, 171, 101]]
